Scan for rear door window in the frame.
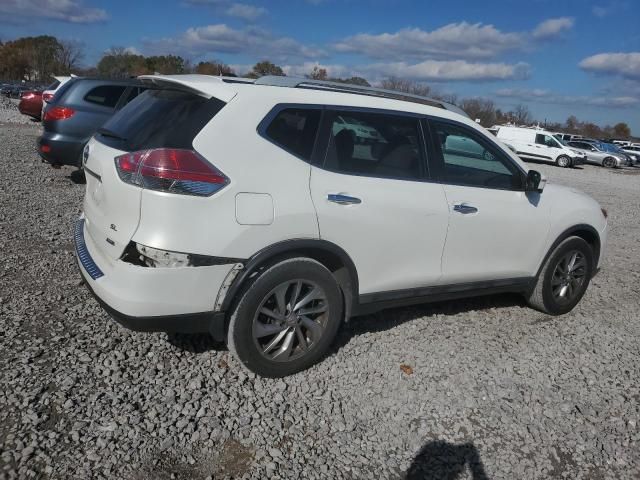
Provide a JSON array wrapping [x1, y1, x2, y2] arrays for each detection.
[[263, 108, 321, 161], [322, 109, 424, 181], [97, 88, 225, 151], [84, 85, 127, 108]]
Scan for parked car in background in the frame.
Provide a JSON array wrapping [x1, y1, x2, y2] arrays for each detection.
[[495, 126, 586, 167], [38, 78, 148, 167], [554, 133, 584, 143], [567, 140, 627, 168], [593, 141, 635, 166], [1, 85, 26, 98], [76, 74, 607, 377], [41, 75, 75, 118], [18, 90, 43, 120], [620, 145, 640, 164]]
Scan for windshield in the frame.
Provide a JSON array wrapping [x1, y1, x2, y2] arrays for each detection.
[[600, 143, 621, 153]]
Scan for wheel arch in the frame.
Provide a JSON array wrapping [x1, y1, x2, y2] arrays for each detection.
[[536, 224, 601, 279], [221, 239, 359, 320]]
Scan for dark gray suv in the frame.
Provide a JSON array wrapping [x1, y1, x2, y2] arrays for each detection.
[[38, 78, 148, 167]]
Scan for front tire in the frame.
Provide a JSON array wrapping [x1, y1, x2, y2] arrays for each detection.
[[227, 258, 343, 377], [527, 236, 594, 315], [602, 157, 617, 168], [556, 155, 571, 168]]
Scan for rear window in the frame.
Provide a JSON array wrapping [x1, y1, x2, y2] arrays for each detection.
[[84, 85, 127, 108], [97, 89, 225, 151]]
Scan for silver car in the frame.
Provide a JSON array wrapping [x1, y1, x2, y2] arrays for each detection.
[[567, 140, 627, 168], [621, 146, 640, 165]]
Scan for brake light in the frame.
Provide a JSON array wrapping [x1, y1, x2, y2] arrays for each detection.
[[44, 106, 75, 121], [114, 149, 228, 196], [43, 92, 54, 103]]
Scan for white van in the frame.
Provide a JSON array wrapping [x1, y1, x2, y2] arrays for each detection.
[[495, 126, 586, 168]]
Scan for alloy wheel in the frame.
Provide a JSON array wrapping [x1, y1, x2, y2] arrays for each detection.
[[550, 250, 587, 304], [252, 280, 329, 362]]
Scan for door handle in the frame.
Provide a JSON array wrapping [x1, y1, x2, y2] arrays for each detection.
[[453, 203, 478, 214], [328, 193, 361, 205]]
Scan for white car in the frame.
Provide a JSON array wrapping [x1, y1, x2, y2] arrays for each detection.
[[41, 75, 75, 118], [495, 126, 586, 168], [76, 75, 608, 377]]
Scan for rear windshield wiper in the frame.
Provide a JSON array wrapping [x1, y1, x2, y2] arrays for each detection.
[[97, 128, 127, 141]]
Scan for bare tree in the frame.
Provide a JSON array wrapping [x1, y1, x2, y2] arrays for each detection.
[[246, 60, 285, 78], [513, 104, 532, 125], [307, 66, 327, 80], [195, 60, 235, 76], [57, 40, 84, 73], [460, 98, 496, 126], [380, 77, 431, 97], [613, 122, 631, 139]]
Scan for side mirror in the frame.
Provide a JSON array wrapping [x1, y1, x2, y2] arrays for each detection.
[[525, 170, 545, 193]]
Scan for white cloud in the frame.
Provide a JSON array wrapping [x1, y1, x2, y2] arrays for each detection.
[[496, 88, 640, 108], [592, 5, 609, 17], [579, 52, 640, 80], [144, 24, 325, 61], [280, 62, 354, 78], [0, 0, 108, 23], [592, 1, 627, 17], [275, 60, 530, 83], [333, 18, 575, 61], [225, 3, 266, 21], [367, 60, 530, 82], [123, 46, 141, 55], [531, 17, 574, 40], [334, 22, 524, 60]]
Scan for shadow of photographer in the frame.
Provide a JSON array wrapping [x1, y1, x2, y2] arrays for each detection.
[[406, 440, 489, 480]]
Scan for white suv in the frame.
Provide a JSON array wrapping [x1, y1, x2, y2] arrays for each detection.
[[76, 75, 608, 377]]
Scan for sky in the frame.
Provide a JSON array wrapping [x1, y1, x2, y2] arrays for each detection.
[[1, 0, 639, 133]]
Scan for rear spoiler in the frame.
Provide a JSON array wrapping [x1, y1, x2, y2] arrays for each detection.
[[137, 75, 237, 103]]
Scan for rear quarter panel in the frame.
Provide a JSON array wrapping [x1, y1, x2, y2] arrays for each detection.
[[131, 91, 320, 258]]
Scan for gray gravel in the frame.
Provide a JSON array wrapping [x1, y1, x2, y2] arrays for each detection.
[[1, 123, 639, 479], [0, 97, 34, 125]]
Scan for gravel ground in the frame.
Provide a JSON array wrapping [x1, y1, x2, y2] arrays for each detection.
[[1, 122, 639, 479], [0, 97, 35, 125]]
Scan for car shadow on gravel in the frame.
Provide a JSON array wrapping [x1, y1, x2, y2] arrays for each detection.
[[334, 293, 526, 352], [406, 440, 489, 479], [166, 333, 226, 354], [68, 169, 86, 184]]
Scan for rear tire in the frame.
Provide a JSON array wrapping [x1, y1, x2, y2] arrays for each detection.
[[227, 257, 343, 377], [556, 155, 571, 168], [527, 236, 594, 315]]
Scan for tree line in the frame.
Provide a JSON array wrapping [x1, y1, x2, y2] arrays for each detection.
[[0, 35, 83, 82], [0, 35, 633, 138]]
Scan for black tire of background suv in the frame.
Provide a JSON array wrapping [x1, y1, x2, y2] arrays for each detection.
[[527, 236, 594, 315], [227, 257, 343, 378]]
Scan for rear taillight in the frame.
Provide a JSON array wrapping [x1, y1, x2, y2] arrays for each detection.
[[43, 93, 54, 103], [44, 106, 75, 121], [114, 149, 228, 196], [21, 92, 36, 100]]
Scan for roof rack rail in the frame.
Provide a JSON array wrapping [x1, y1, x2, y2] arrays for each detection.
[[253, 76, 468, 118]]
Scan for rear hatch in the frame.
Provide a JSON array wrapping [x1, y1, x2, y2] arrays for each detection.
[[83, 84, 230, 261]]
